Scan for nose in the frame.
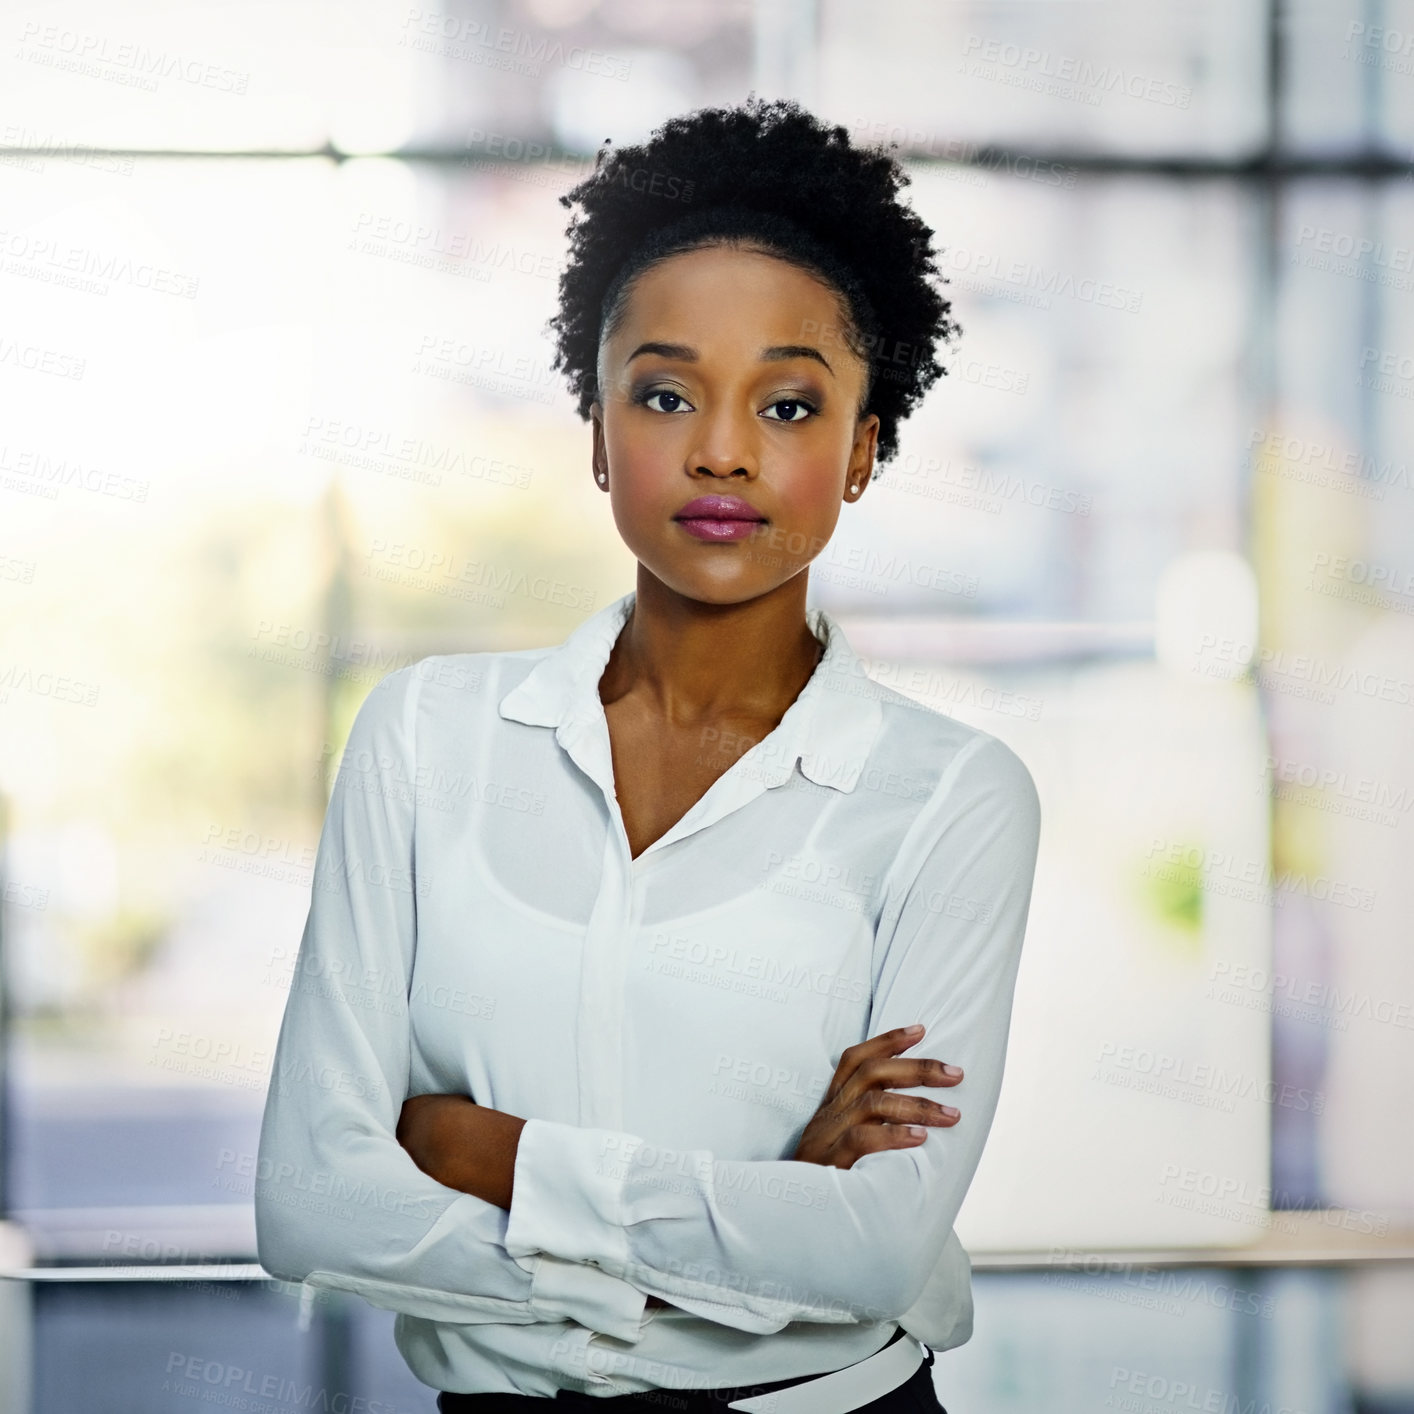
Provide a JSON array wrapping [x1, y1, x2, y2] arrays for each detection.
[[688, 403, 757, 480]]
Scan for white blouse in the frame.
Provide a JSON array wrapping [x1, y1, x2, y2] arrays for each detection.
[[255, 588, 1041, 1399]]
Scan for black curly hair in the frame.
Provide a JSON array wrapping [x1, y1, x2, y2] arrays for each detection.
[[544, 93, 959, 473]]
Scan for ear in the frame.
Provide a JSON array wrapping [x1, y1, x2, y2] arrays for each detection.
[[590, 401, 608, 486], [846, 413, 880, 501]]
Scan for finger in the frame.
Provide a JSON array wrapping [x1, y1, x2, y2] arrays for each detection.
[[862, 1090, 962, 1127], [827, 1026, 931, 1099], [841, 1120, 931, 1166], [837, 1056, 963, 1110], [859, 1056, 963, 1086], [837, 1026, 928, 1071]]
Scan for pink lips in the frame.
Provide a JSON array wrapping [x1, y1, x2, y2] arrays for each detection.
[[673, 494, 767, 542]]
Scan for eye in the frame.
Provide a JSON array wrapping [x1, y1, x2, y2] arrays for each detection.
[[761, 398, 819, 424], [634, 387, 694, 414]]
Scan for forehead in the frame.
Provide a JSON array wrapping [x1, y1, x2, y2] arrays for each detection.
[[612, 245, 849, 338]]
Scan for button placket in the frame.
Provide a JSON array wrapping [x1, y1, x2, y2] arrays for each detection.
[[576, 822, 631, 1131], [559, 709, 637, 1134], [560, 698, 804, 1135]]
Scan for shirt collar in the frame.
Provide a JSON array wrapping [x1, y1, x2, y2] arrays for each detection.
[[498, 589, 883, 793]]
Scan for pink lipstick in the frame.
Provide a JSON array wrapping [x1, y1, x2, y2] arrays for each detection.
[[673, 494, 767, 542]]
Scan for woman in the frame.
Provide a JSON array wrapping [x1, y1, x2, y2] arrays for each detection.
[[256, 96, 1042, 1412]]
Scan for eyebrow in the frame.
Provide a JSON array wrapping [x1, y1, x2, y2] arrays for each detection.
[[625, 341, 834, 375]]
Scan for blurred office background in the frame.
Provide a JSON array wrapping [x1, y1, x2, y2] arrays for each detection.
[[1, 0, 1412, 1409]]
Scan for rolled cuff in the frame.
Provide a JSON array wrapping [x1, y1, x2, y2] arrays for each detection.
[[527, 1252, 648, 1343], [504, 1118, 636, 1269]]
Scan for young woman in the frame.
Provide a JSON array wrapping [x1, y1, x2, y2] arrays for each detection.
[[256, 96, 1042, 1413]]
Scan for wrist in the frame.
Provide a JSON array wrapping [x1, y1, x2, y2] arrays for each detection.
[[478, 1108, 527, 1210]]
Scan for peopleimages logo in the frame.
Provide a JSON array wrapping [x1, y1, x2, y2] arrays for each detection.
[[646, 929, 869, 1004], [1247, 427, 1410, 498], [1045, 1252, 1276, 1319], [1207, 961, 1414, 1032], [15, 21, 251, 93], [1144, 838, 1376, 913], [162, 1351, 419, 1412], [1108, 1367, 1309, 1414], [1093, 1041, 1324, 1113], [0, 227, 200, 297], [398, 12, 631, 80], [958, 36, 1193, 109], [1191, 633, 1414, 706], [938, 245, 1143, 312], [1262, 753, 1411, 830]]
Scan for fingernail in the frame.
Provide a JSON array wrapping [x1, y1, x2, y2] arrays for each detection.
[[904, 1024, 924, 1035], [940, 1106, 959, 1119], [907, 1126, 927, 1138], [942, 1064, 962, 1077]]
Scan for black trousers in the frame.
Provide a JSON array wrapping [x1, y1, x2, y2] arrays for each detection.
[[437, 1329, 945, 1414]]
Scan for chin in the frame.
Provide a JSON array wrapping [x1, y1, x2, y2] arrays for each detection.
[[645, 565, 780, 607], [671, 582, 767, 607]]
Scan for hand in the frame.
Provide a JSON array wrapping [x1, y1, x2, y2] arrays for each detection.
[[791, 1025, 962, 1170]]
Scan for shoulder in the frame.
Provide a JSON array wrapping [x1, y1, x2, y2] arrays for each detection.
[[871, 700, 1042, 910], [347, 646, 555, 743], [374, 645, 556, 706], [864, 678, 1040, 823]]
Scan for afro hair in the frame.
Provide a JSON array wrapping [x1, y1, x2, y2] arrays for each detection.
[[544, 93, 959, 472]]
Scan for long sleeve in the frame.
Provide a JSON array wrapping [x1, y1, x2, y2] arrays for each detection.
[[503, 733, 1041, 1336], [254, 663, 650, 1343]]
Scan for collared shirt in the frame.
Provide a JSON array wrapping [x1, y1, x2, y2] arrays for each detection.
[[255, 588, 1041, 1398]]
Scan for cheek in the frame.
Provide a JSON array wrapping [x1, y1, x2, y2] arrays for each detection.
[[614, 398, 679, 447], [604, 418, 658, 484], [782, 455, 847, 518], [775, 417, 852, 487], [605, 436, 678, 546]]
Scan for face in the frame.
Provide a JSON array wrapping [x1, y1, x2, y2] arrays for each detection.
[[589, 244, 879, 607]]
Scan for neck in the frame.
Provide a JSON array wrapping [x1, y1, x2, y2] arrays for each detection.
[[598, 568, 824, 727]]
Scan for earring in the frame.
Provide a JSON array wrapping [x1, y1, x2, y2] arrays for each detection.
[[596, 471, 607, 486]]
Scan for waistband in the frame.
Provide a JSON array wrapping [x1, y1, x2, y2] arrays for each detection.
[[438, 1326, 931, 1414]]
